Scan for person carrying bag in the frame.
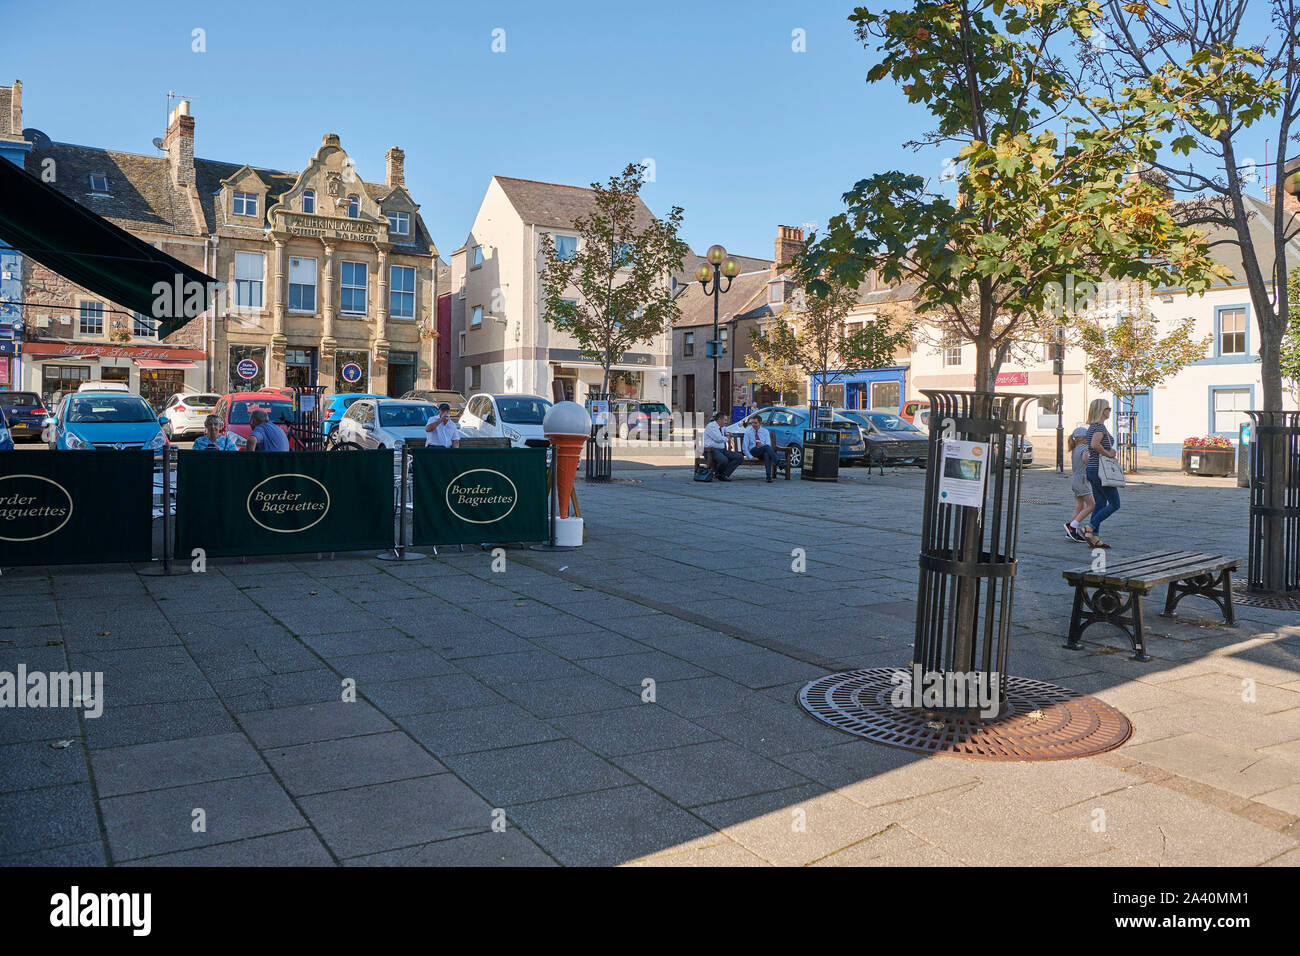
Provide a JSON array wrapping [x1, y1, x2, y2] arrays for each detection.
[[1080, 398, 1122, 548]]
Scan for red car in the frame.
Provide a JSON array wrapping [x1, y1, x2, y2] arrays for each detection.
[[213, 391, 295, 444]]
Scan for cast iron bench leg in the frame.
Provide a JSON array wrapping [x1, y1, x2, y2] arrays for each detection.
[[1222, 568, 1237, 626], [1129, 592, 1151, 662], [1064, 584, 1085, 650]]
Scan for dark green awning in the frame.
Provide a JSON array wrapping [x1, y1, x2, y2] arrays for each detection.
[[0, 155, 215, 339]]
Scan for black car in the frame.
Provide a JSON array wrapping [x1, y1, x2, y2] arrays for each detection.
[[839, 409, 929, 466], [0, 391, 50, 442]]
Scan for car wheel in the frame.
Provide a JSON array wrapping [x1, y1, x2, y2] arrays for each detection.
[[333, 440, 363, 451], [785, 444, 803, 469]]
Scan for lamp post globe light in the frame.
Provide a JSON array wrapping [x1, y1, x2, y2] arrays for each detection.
[[697, 245, 741, 417]]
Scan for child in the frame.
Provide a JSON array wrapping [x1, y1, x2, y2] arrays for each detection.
[[1064, 427, 1094, 542]]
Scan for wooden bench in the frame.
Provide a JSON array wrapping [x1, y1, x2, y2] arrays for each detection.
[[695, 435, 791, 480], [1062, 550, 1240, 662]]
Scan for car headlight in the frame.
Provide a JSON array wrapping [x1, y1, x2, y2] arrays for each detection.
[[504, 426, 522, 442], [64, 431, 88, 449], [146, 431, 166, 450]]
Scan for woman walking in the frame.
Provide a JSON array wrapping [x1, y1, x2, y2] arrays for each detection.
[[1080, 398, 1120, 548], [1063, 426, 1094, 542]]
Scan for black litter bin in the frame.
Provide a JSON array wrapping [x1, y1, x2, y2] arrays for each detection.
[[801, 427, 840, 481]]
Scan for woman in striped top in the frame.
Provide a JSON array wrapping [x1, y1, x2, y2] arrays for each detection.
[[1080, 398, 1120, 548]]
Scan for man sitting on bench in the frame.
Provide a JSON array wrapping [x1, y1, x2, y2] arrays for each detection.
[[702, 410, 742, 481], [742, 415, 781, 482]]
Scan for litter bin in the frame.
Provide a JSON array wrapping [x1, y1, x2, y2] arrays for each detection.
[[801, 427, 840, 482]]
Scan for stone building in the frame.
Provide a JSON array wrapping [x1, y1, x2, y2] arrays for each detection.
[[15, 85, 437, 407]]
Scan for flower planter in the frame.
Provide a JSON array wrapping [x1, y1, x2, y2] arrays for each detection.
[[1182, 445, 1235, 477]]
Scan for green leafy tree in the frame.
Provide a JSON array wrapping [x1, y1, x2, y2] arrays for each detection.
[[1078, 308, 1210, 463], [1080, 0, 1294, 413], [799, 0, 1231, 392], [748, 280, 912, 404], [1283, 267, 1300, 402], [540, 163, 690, 395]]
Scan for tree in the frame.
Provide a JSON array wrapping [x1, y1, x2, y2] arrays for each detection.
[[799, 0, 1231, 392], [1077, 305, 1210, 463], [1081, 0, 1296, 414], [748, 280, 912, 404], [1283, 266, 1300, 402], [539, 163, 690, 395]]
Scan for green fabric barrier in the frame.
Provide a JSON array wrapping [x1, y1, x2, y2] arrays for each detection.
[[0, 451, 152, 565], [411, 447, 548, 546], [175, 450, 393, 558]]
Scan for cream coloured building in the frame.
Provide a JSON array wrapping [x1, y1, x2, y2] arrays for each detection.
[[449, 176, 671, 404]]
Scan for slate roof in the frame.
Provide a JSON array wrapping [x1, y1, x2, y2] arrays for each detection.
[[24, 140, 201, 236], [494, 175, 658, 230], [673, 270, 773, 329], [1182, 193, 1300, 288]]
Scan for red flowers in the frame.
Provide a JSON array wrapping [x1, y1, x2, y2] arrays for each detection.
[[1183, 435, 1234, 449]]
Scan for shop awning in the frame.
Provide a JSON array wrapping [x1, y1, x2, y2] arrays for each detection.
[[0, 157, 215, 339], [135, 358, 197, 370]]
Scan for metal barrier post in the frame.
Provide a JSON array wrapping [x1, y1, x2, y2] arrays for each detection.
[[378, 447, 426, 561], [141, 445, 185, 576]]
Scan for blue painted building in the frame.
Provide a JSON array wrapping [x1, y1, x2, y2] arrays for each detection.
[[0, 81, 31, 392]]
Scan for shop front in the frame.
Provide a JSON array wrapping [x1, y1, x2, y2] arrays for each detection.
[[547, 349, 669, 405], [23, 341, 206, 408], [809, 366, 907, 412]]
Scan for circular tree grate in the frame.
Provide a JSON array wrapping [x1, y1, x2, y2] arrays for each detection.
[[798, 668, 1131, 762], [1231, 582, 1300, 611]]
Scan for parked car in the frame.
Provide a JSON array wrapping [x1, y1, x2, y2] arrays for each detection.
[[0, 408, 13, 451], [335, 399, 440, 450], [322, 392, 387, 439], [76, 380, 131, 394], [44, 392, 168, 456], [725, 406, 866, 469], [400, 389, 467, 420], [0, 391, 50, 443], [839, 409, 929, 466], [901, 400, 931, 428], [212, 392, 295, 443], [1007, 434, 1035, 465], [586, 399, 673, 440], [458, 393, 553, 447], [160, 392, 222, 440], [259, 386, 297, 398]]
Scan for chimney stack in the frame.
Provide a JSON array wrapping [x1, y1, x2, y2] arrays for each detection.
[[163, 99, 195, 187], [0, 79, 21, 141], [386, 146, 405, 188], [1124, 164, 1173, 201], [773, 225, 805, 274], [1264, 156, 1300, 217]]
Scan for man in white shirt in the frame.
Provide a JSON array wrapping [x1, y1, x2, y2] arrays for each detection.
[[701, 410, 742, 480], [742, 415, 781, 482], [424, 403, 462, 448]]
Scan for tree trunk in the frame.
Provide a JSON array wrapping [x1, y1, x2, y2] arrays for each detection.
[[975, 341, 994, 392], [1259, 326, 1284, 413]]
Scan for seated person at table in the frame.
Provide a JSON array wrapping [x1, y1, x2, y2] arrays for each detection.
[[702, 410, 742, 480], [246, 407, 289, 451], [742, 415, 781, 481], [192, 414, 240, 450]]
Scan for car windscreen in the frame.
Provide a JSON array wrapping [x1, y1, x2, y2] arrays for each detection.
[[183, 394, 221, 407], [866, 413, 921, 433], [496, 397, 552, 425], [339, 394, 371, 410], [379, 404, 437, 428], [2, 392, 41, 408], [639, 403, 670, 414], [67, 396, 156, 424], [229, 400, 294, 424]]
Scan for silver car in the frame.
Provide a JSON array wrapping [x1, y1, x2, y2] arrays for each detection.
[[335, 398, 440, 450]]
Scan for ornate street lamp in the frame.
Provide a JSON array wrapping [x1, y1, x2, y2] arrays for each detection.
[[696, 244, 742, 415]]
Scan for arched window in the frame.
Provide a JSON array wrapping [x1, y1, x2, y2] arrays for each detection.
[[302, 189, 315, 213]]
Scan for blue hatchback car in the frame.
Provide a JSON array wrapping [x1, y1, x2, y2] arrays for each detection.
[[45, 392, 169, 456], [726, 406, 867, 469]]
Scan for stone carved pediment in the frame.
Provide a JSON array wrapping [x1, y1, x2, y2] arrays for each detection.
[[267, 133, 388, 243]]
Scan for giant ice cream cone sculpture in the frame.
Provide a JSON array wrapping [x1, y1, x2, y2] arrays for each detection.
[[543, 401, 592, 520]]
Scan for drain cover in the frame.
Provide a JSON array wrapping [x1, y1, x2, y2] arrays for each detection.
[[1232, 582, 1300, 611], [798, 668, 1131, 761]]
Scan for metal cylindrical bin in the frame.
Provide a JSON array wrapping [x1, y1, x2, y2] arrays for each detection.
[[801, 427, 840, 481]]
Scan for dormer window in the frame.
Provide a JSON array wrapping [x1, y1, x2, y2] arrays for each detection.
[[88, 173, 108, 194], [302, 190, 315, 214], [387, 211, 409, 235], [768, 282, 784, 304], [347, 195, 359, 218], [232, 192, 259, 217]]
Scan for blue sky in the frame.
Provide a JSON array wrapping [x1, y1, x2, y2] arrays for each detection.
[[8, 0, 936, 263]]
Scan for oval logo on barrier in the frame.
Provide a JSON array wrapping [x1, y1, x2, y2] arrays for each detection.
[[445, 469, 518, 525], [246, 473, 331, 534], [0, 474, 74, 542]]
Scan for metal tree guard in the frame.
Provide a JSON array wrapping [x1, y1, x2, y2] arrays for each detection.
[[1245, 410, 1300, 594], [585, 390, 613, 482], [913, 390, 1033, 715]]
